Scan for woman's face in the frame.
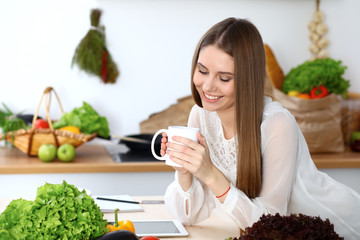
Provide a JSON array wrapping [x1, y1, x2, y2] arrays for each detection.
[[193, 45, 235, 114]]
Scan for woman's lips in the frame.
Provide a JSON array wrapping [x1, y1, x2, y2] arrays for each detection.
[[203, 92, 222, 102]]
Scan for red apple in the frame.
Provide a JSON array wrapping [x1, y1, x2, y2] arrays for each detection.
[[35, 119, 49, 129]]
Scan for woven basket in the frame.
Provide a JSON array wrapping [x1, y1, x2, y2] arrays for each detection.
[[2, 87, 97, 156]]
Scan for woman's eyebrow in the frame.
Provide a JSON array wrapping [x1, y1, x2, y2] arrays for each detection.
[[197, 62, 208, 70]]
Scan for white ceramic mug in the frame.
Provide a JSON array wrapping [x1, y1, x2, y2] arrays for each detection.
[[151, 126, 200, 167]]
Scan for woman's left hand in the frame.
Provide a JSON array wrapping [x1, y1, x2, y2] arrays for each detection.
[[166, 132, 215, 184]]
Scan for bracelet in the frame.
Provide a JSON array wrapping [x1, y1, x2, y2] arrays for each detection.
[[216, 186, 231, 198]]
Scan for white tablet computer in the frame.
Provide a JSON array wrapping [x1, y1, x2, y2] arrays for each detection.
[[109, 219, 189, 237]]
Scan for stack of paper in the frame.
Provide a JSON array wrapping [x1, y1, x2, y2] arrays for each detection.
[[94, 195, 144, 213]]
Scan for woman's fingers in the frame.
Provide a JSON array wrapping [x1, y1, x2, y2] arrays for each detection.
[[168, 136, 199, 150], [167, 149, 190, 162], [197, 132, 208, 148], [170, 154, 197, 173], [166, 145, 203, 170], [165, 133, 207, 168], [166, 134, 207, 161], [160, 147, 166, 156], [160, 133, 168, 157]]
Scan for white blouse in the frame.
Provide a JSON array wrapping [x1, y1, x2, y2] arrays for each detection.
[[164, 97, 360, 239]]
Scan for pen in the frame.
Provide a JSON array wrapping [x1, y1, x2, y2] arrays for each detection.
[[96, 197, 140, 204]]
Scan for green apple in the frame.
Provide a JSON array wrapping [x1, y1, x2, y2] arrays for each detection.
[[38, 144, 57, 162], [57, 144, 76, 162]]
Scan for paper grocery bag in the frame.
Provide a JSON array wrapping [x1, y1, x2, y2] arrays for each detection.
[[271, 88, 344, 153]]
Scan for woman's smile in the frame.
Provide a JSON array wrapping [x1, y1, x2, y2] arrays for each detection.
[[203, 92, 223, 102]]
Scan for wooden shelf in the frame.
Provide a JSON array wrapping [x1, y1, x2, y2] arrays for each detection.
[[0, 145, 359, 174], [311, 148, 360, 169], [0, 144, 174, 174]]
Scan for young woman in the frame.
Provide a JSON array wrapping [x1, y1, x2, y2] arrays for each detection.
[[162, 17, 360, 239]]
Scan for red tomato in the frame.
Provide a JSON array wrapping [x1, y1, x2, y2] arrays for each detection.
[[140, 236, 160, 240], [35, 119, 49, 129]]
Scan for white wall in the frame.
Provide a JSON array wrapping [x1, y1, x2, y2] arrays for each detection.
[[0, 0, 359, 136], [0, 172, 175, 199], [0, 168, 359, 199]]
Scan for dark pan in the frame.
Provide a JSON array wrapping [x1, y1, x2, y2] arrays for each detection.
[[119, 134, 161, 155]]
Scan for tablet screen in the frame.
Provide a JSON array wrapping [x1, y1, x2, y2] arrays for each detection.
[[134, 220, 180, 234], [108, 219, 188, 237]]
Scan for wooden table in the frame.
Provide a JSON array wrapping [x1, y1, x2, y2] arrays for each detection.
[[0, 196, 240, 240]]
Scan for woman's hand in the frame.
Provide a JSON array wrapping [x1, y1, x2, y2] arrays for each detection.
[[167, 132, 230, 202], [160, 132, 168, 157], [166, 132, 215, 185]]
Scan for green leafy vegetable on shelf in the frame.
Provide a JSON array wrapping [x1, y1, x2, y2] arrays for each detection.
[[53, 101, 110, 138], [0, 103, 12, 127], [282, 58, 350, 97], [0, 103, 27, 132], [0, 181, 108, 240], [1, 117, 28, 133], [0, 103, 28, 143]]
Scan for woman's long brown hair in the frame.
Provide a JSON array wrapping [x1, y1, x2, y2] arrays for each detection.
[[191, 18, 265, 198]]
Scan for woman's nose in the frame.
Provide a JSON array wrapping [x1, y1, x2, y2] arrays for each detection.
[[202, 76, 217, 92]]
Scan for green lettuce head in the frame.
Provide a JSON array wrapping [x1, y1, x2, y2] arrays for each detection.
[[0, 181, 108, 240]]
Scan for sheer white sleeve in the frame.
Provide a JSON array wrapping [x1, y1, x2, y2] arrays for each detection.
[[221, 111, 299, 229], [164, 105, 216, 225], [164, 173, 216, 225]]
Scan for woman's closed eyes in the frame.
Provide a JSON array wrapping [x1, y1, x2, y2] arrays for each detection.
[[197, 63, 233, 82]]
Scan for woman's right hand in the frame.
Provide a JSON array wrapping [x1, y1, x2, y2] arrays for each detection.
[[160, 132, 168, 157]]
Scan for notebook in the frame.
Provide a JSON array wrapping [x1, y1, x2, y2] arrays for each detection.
[[94, 195, 144, 213]]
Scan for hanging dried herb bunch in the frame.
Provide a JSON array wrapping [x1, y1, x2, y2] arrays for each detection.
[[72, 9, 119, 84]]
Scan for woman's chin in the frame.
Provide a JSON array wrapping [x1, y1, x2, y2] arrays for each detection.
[[201, 102, 219, 112]]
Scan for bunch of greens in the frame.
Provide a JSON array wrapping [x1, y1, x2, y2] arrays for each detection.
[[53, 101, 110, 138], [0, 103, 28, 143], [226, 213, 343, 240], [72, 9, 119, 84], [282, 58, 350, 97], [0, 181, 108, 240]]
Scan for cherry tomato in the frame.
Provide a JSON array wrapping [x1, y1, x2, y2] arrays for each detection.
[[35, 119, 49, 129], [140, 236, 160, 240]]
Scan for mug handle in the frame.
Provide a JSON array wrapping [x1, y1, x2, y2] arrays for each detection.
[[151, 129, 168, 161]]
